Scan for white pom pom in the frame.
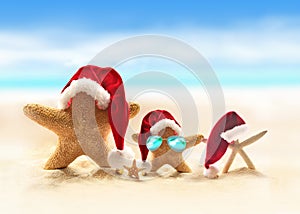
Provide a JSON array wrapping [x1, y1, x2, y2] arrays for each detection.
[[136, 160, 152, 173], [203, 165, 219, 179], [107, 146, 134, 169]]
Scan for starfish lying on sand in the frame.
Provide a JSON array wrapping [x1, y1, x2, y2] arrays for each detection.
[[132, 127, 205, 173], [123, 159, 145, 180], [24, 92, 140, 170]]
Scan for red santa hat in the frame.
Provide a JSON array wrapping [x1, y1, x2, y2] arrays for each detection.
[[58, 65, 133, 169], [204, 111, 247, 178], [138, 110, 183, 162]]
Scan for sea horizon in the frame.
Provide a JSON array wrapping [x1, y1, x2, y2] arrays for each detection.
[[1, 69, 299, 90]]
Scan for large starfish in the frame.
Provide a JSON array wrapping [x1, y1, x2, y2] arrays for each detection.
[[23, 92, 140, 170], [132, 127, 205, 173]]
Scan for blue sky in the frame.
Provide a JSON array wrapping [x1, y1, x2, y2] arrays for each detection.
[[1, 0, 300, 30], [0, 0, 300, 88]]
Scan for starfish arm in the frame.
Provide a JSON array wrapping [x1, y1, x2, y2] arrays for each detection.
[[238, 149, 256, 170], [185, 134, 205, 149], [129, 102, 140, 119], [240, 130, 268, 147], [23, 104, 71, 134], [150, 159, 164, 172], [222, 149, 238, 173], [44, 137, 84, 170], [175, 161, 192, 173]]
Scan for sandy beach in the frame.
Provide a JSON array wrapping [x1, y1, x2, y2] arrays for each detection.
[[0, 87, 299, 214]]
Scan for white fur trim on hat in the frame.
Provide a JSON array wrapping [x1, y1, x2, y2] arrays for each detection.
[[150, 119, 182, 136], [220, 124, 248, 143], [58, 78, 111, 109], [107, 146, 135, 169], [203, 165, 219, 179]]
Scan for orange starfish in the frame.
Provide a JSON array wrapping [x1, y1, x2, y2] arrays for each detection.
[[24, 92, 140, 170]]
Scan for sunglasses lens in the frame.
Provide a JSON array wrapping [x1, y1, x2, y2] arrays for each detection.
[[167, 136, 186, 152], [146, 136, 163, 151]]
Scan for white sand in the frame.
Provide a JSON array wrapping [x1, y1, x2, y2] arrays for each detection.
[[0, 87, 299, 214]]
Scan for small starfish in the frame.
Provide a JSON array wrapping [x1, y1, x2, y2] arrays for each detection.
[[23, 92, 140, 170], [223, 130, 268, 173], [132, 127, 205, 173], [123, 159, 145, 179]]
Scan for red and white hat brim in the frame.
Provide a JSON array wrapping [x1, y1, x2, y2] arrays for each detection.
[[220, 124, 248, 143], [150, 119, 183, 136], [58, 78, 111, 110]]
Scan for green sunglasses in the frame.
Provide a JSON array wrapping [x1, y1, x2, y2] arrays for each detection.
[[146, 136, 186, 152]]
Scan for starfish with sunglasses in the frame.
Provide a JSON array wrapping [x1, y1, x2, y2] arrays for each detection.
[[133, 110, 207, 173], [133, 127, 205, 173]]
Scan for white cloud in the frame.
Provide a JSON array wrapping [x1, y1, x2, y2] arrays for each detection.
[[0, 17, 300, 72], [0, 31, 114, 67], [190, 28, 300, 64]]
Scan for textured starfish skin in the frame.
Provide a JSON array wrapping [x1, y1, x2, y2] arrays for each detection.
[[23, 93, 140, 170], [132, 128, 205, 173]]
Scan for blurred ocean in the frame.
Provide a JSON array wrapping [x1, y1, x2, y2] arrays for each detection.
[[0, 58, 299, 90], [0, 70, 299, 90]]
